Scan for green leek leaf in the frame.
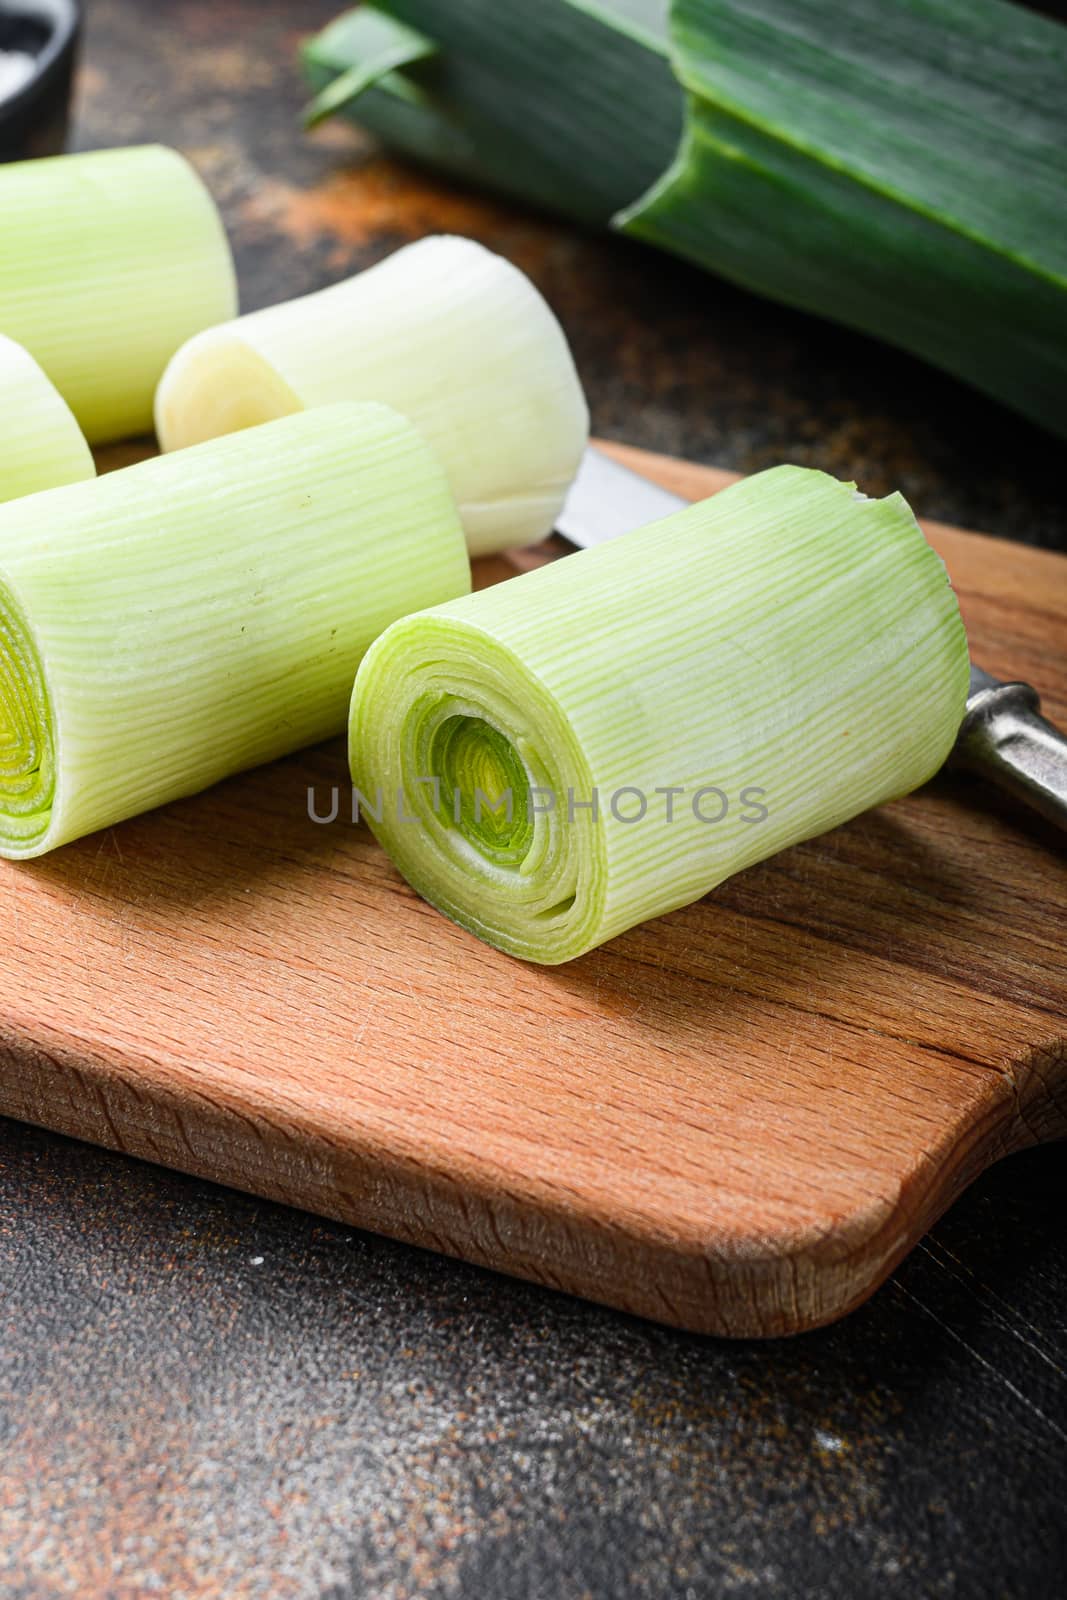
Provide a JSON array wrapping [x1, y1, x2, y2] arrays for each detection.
[[302, 10, 437, 129], [305, 0, 1067, 432], [301, 1, 682, 225], [625, 0, 1067, 433]]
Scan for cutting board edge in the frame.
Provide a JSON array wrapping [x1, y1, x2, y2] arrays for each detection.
[[0, 1010, 1049, 1339]]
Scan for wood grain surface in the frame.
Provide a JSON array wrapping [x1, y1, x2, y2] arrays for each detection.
[[0, 443, 1064, 1338]]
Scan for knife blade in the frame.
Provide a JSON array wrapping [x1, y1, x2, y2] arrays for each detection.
[[556, 448, 1067, 833]]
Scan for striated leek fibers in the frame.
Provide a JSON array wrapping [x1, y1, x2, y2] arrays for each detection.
[[0, 402, 470, 859], [349, 466, 969, 963], [0, 145, 237, 444], [155, 235, 589, 556], [0, 335, 94, 504]]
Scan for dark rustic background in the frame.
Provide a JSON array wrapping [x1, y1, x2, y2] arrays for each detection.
[[1, 3, 1064, 1597]]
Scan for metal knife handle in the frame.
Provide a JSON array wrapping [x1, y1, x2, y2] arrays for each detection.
[[953, 676, 1067, 832]]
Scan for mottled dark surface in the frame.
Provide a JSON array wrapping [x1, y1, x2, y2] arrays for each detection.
[[1, 2, 1064, 1596], [2, 1119, 1065, 1600]]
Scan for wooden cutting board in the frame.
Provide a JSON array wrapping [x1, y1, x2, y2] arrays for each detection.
[[1, 442, 1064, 1338]]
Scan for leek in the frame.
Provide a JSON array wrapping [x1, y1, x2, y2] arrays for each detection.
[[303, 8, 437, 130], [349, 466, 969, 964], [0, 145, 237, 444], [0, 402, 469, 859], [0, 335, 94, 504], [155, 235, 589, 557], [302, 2, 681, 221], [305, 0, 1067, 433]]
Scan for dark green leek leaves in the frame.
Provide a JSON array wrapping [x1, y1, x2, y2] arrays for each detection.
[[626, 0, 1067, 431], [303, 10, 437, 129], [303, 0, 1067, 433], [302, 1, 682, 224]]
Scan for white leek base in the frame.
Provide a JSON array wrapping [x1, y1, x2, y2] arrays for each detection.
[[155, 236, 589, 557]]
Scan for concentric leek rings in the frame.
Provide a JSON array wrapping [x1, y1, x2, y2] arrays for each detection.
[[0, 582, 54, 854], [350, 616, 606, 963]]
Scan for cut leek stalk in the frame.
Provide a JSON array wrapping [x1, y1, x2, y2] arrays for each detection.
[[349, 466, 969, 964], [0, 335, 94, 504], [0, 145, 237, 444], [155, 235, 589, 557], [0, 402, 470, 859], [305, 0, 1067, 433]]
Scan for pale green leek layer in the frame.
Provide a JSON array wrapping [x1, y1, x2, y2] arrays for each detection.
[[0, 335, 94, 503], [155, 235, 589, 556], [349, 466, 969, 963], [0, 145, 237, 444], [0, 402, 470, 859]]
